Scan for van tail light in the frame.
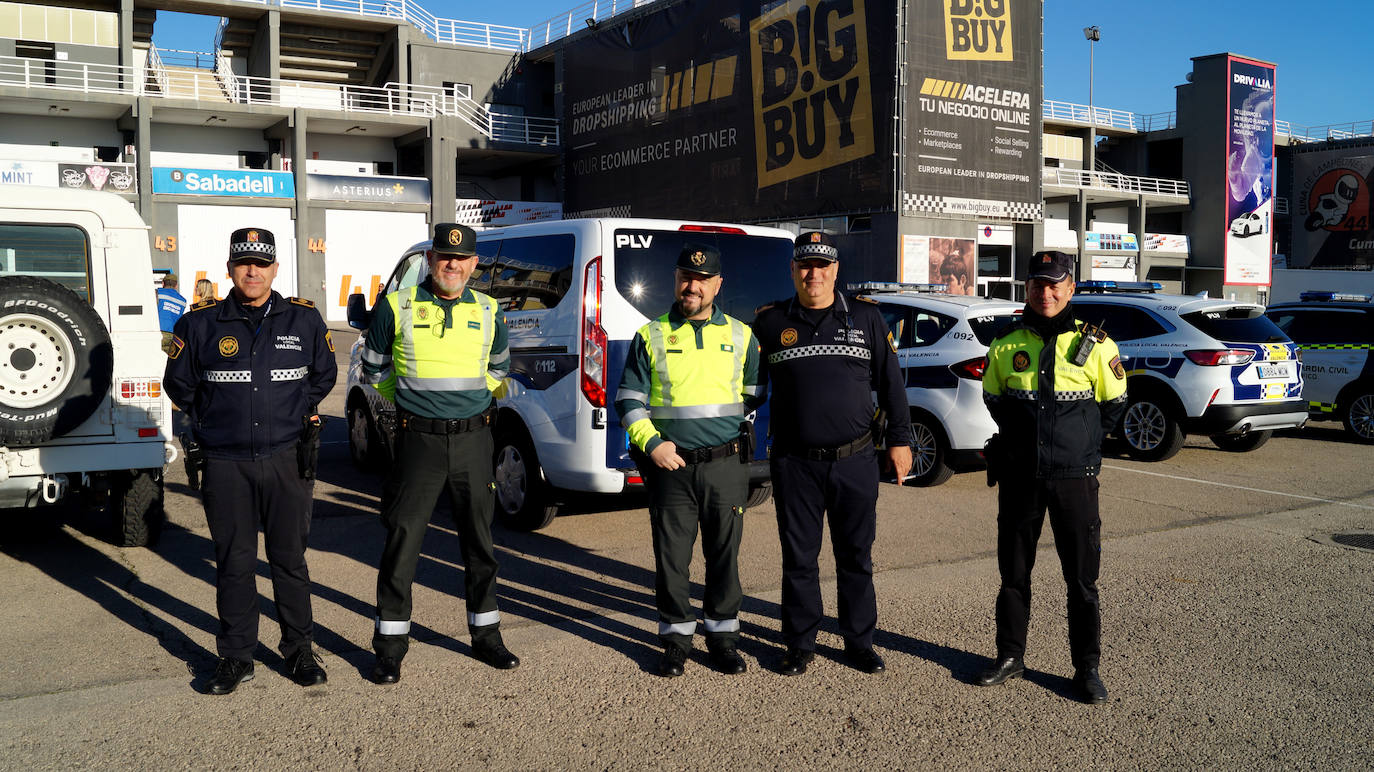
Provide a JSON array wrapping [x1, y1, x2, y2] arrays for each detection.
[[678, 224, 746, 234], [950, 357, 987, 380], [119, 379, 162, 399], [580, 256, 607, 408], [1185, 349, 1254, 366]]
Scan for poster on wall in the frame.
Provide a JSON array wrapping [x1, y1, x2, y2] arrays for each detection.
[[1223, 56, 1275, 286], [323, 209, 429, 322], [175, 205, 297, 301], [1290, 149, 1374, 269], [899, 235, 976, 294], [561, 0, 896, 221], [901, 0, 1043, 221]]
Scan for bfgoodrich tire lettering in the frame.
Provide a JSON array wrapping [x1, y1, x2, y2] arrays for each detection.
[[0, 276, 112, 444]]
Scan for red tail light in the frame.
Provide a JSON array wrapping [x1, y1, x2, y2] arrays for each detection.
[[678, 224, 746, 234], [950, 357, 987, 380], [625, 474, 644, 486], [580, 257, 607, 407], [1185, 349, 1254, 366]]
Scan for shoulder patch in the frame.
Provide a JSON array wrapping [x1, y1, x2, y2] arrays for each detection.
[[289, 297, 315, 308], [167, 335, 185, 359], [190, 298, 218, 311], [325, 330, 335, 353], [1110, 355, 1125, 380], [854, 295, 879, 305]]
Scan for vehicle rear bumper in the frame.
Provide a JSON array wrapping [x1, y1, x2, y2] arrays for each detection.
[[1186, 401, 1309, 434]]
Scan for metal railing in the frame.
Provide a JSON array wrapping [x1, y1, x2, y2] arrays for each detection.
[[154, 48, 218, 69], [1280, 120, 1374, 143], [1136, 111, 1176, 131], [145, 45, 169, 94], [526, 0, 659, 49], [1042, 100, 1138, 131], [224, 0, 527, 51], [1042, 167, 1190, 197]]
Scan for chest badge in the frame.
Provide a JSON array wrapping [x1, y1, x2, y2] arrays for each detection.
[[416, 306, 429, 321], [780, 328, 798, 347], [668, 334, 679, 345], [1012, 350, 1030, 372], [218, 336, 239, 357]]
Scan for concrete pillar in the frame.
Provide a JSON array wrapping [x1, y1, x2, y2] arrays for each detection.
[[289, 110, 326, 307], [1072, 191, 1090, 281], [1131, 196, 1147, 280], [429, 117, 456, 226]]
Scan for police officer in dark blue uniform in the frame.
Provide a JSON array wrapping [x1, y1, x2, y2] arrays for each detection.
[[754, 232, 913, 676], [164, 227, 337, 695]]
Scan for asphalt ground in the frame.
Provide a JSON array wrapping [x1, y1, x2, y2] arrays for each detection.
[[0, 330, 1369, 769]]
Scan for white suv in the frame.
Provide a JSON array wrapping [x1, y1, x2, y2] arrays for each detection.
[[0, 187, 175, 545], [850, 283, 1022, 485], [1072, 281, 1306, 460]]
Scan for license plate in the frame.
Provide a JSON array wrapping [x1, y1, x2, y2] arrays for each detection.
[[1258, 362, 1289, 379]]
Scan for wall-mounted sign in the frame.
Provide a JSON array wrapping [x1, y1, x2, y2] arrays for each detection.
[[0, 160, 137, 193], [153, 167, 295, 198], [1084, 232, 1139, 251], [456, 199, 563, 228], [1144, 233, 1189, 252], [306, 174, 430, 204]]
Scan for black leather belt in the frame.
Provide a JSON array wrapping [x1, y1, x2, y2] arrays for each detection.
[[779, 434, 873, 462], [677, 439, 741, 465], [398, 409, 494, 435]]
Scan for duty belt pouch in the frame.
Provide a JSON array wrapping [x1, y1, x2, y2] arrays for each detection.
[[984, 433, 1006, 488], [298, 416, 325, 480], [738, 421, 755, 464]]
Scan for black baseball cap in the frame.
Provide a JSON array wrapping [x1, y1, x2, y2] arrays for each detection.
[[228, 228, 276, 264], [432, 223, 477, 256], [793, 231, 839, 263], [1028, 250, 1074, 283], [675, 243, 722, 277]]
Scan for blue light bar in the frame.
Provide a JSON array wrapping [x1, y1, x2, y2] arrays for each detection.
[[1299, 290, 1372, 302], [1075, 281, 1163, 293]]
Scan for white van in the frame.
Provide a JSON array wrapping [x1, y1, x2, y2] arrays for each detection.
[[346, 218, 797, 529], [0, 187, 175, 545]]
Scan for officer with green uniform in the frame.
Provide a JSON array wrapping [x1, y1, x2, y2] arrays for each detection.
[[615, 243, 765, 677], [360, 222, 518, 684], [978, 250, 1127, 704]]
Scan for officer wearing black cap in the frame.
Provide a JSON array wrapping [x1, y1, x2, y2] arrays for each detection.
[[164, 227, 337, 695], [753, 232, 913, 676], [977, 250, 1127, 704], [615, 242, 764, 677], [360, 222, 518, 684]]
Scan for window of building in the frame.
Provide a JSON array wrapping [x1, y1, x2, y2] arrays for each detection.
[[0, 223, 92, 301]]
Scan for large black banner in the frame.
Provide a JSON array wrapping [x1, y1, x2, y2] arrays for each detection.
[[1291, 147, 1374, 269], [902, 0, 1042, 220], [562, 0, 896, 221]]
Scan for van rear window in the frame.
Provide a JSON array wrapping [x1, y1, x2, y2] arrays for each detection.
[[0, 223, 91, 301], [613, 229, 794, 323]]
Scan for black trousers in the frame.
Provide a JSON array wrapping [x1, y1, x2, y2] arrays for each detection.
[[374, 425, 500, 659], [771, 446, 880, 651], [201, 446, 314, 662], [995, 475, 1102, 669], [644, 454, 748, 653]]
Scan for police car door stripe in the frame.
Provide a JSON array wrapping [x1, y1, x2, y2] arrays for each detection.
[[767, 344, 871, 365], [397, 375, 489, 391], [203, 370, 252, 383], [647, 323, 674, 404], [270, 366, 308, 381]]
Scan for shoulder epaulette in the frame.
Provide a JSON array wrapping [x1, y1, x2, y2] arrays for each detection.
[[190, 298, 218, 311], [289, 296, 315, 308]]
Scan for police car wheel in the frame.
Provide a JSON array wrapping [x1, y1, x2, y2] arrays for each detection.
[[347, 401, 384, 469], [0, 276, 113, 445], [1342, 391, 1374, 443], [113, 469, 164, 548], [493, 424, 557, 531], [1208, 429, 1272, 452], [1120, 394, 1185, 461], [906, 415, 954, 487]]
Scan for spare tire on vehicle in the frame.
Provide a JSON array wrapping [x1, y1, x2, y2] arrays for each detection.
[[0, 276, 113, 445]]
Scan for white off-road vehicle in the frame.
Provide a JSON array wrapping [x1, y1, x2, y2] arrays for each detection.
[[0, 187, 175, 546]]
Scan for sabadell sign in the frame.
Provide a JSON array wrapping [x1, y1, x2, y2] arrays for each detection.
[[152, 167, 296, 198]]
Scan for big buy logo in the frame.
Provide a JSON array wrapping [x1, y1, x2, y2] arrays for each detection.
[[945, 0, 1013, 62]]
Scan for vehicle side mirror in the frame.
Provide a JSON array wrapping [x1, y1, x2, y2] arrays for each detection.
[[346, 292, 371, 330]]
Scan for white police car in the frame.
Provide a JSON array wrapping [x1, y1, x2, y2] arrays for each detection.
[[849, 283, 1022, 486], [1264, 291, 1374, 442], [1072, 281, 1306, 460]]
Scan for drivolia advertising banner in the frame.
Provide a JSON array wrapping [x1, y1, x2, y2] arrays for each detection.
[[1223, 56, 1275, 286], [561, 0, 895, 221], [902, 0, 1042, 220], [1291, 147, 1374, 269]]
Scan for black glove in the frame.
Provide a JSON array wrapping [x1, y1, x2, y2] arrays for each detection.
[[298, 415, 324, 480]]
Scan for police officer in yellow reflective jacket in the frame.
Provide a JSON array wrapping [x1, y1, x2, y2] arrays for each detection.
[[977, 250, 1128, 705], [615, 243, 765, 678], [360, 222, 518, 684]]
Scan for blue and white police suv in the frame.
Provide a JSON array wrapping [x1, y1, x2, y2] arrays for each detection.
[[849, 282, 1022, 486], [1072, 281, 1306, 460], [1265, 291, 1374, 442]]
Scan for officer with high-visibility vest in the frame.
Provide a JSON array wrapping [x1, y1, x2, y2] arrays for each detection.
[[616, 243, 765, 677], [360, 222, 518, 684], [978, 250, 1128, 704]]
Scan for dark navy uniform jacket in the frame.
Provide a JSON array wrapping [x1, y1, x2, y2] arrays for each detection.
[[164, 291, 337, 460], [754, 291, 912, 450]]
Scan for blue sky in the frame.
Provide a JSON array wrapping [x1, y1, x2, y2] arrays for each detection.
[[153, 0, 1374, 128]]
